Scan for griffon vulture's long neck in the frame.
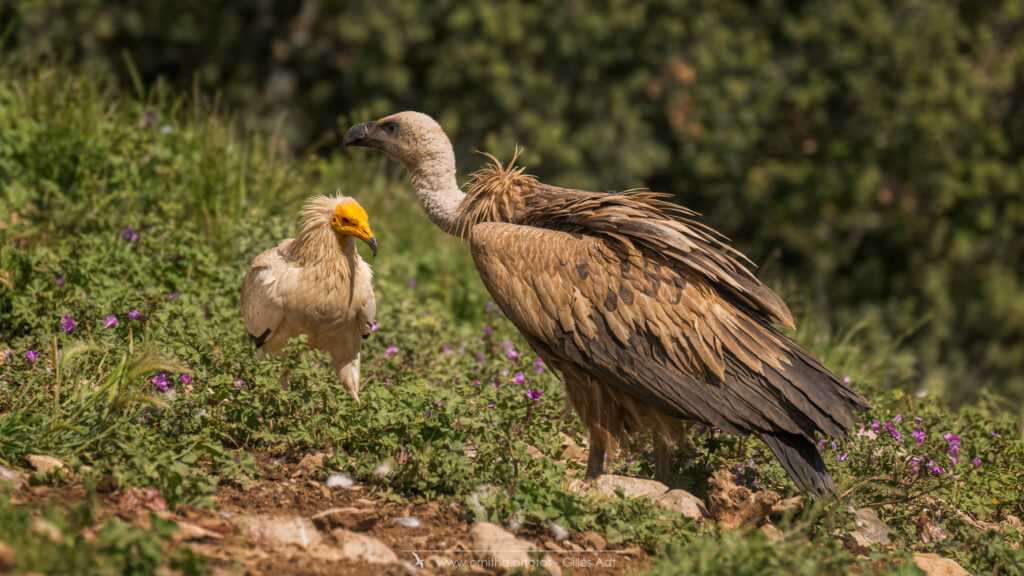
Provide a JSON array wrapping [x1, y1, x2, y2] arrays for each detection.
[[408, 145, 463, 236]]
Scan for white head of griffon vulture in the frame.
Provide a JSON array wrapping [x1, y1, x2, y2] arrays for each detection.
[[345, 112, 871, 495], [241, 195, 378, 401]]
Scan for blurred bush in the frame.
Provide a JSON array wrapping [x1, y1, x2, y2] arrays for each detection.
[[4, 0, 1024, 404]]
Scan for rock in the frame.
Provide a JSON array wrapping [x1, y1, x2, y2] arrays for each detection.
[[293, 452, 327, 477], [470, 522, 562, 575], [0, 540, 14, 571], [853, 508, 891, 546], [331, 529, 398, 564], [242, 516, 321, 549], [916, 511, 948, 544], [525, 445, 545, 459], [842, 531, 873, 555], [119, 487, 167, 513], [29, 518, 61, 543], [310, 508, 379, 532], [0, 465, 26, 490], [560, 434, 588, 464], [172, 521, 222, 542], [591, 475, 670, 500], [653, 489, 706, 519], [913, 552, 971, 576], [24, 455, 64, 475], [707, 470, 780, 530], [1003, 515, 1023, 532], [582, 531, 606, 551], [759, 524, 782, 543]]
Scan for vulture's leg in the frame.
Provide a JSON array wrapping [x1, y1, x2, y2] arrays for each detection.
[[654, 433, 675, 486], [585, 424, 610, 480], [329, 340, 362, 403]]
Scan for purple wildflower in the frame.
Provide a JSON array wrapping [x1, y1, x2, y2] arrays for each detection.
[[506, 348, 520, 361], [103, 315, 119, 329], [370, 322, 379, 333], [511, 372, 526, 385], [488, 403, 495, 408], [837, 452, 848, 463], [398, 446, 409, 464], [491, 380, 501, 388], [871, 419, 881, 433], [180, 374, 193, 386], [169, 291, 180, 299], [486, 301, 495, 312], [61, 314, 76, 333], [885, 422, 903, 441], [475, 353, 484, 363], [121, 227, 139, 242], [128, 308, 144, 322], [843, 376, 851, 384], [912, 427, 926, 447], [484, 326, 492, 336], [57, 278, 64, 286], [385, 346, 399, 358], [943, 432, 961, 449], [973, 457, 981, 468], [533, 358, 545, 374], [424, 409, 432, 418], [990, 430, 1000, 438], [443, 345, 453, 355], [25, 350, 39, 363], [151, 373, 169, 392], [928, 460, 945, 475], [408, 277, 417, 288], [893, 414, 902, 423], [473, 380, 480, 387], [234, 379, 244, 389]]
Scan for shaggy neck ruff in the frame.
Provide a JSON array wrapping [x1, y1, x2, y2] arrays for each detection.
[[286, 199, 359, 276]]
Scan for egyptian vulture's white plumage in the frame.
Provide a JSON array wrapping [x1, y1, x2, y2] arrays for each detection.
[[240, 195, 378, 401]]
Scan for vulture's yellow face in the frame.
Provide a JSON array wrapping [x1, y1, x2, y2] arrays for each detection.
[[331, 202, 378, 257]]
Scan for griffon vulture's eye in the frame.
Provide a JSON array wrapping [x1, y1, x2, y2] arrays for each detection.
[[382, 121, 398, 135]]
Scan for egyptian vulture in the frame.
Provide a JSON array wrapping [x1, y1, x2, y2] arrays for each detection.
[[241, 194, 378, 402], [345, 112, 869, 494]]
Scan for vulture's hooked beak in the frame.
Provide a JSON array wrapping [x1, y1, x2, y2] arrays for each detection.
[[364, 236, 378, 258], [344, 121, 376, 147]]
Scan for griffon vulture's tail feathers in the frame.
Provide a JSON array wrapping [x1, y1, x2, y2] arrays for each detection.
[[761, 431, 835, 496]]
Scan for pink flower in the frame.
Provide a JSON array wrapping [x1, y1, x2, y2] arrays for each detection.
[[234, 379, 244, 389], [843, 376, 851, 384], [25, 350, 40, 363], [151, 373, 169, 392], [484, 326, 492, 336], [128, 308, 145, 322], [370, 322, 379, 333], [511, 372, 526, 385], [526, 388, 544, 403], [972, 457, 981, 468], [911, 427, 926, 447], [385, 346, 399, 358], [533, 358, 545, 374], [103, 315, 119, 329], [180, 374, 193, 386], [61, 314, 76, 333]]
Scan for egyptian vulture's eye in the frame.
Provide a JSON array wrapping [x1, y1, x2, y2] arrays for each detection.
[[382, 121, 398, 135], [342, 217, 352, 224]]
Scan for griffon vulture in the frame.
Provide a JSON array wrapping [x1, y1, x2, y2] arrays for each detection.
[[241, 194, 378, 402], [345, 112, 869, 494]]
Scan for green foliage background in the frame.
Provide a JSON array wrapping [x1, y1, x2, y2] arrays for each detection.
[[4, 2, 1024, 399]]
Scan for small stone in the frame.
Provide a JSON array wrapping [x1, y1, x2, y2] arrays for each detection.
[[525, 445, 545, 459], [119, 487, 167, 513], [470, 523, 562, 575], [842, 531, 873, 555], [759, 524, 782, 543], [242, 516, 321, 549], [331, 529, 398, 564], [25, 455, 64, 475], [29, 518, 62, 543], [853, 508, 891, 546], [913, 552, 971, 576], [770, 497, 803, 518], [582, 531, 606, 551], [310, 508, 379, 532], [293, 452, 327, 477], [653, 489, 706, 519], [172, 521, 222, 542], [0, 540, 14, 571], [591, 475, 670, 500]]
